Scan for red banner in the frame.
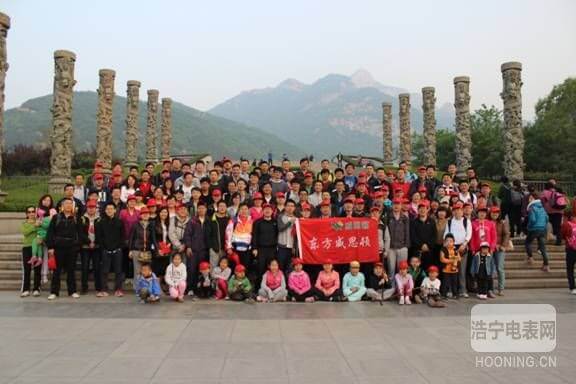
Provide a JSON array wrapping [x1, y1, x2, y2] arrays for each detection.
[[295, 218, 380, 264]]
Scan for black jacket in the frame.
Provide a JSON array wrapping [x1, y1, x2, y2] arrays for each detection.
[[46, 212, 82, 249], [367, 272, 392, 290], [129, 220, 157, 252], [252, 217, 278, 248], [410, 217, 437, 253], [208, 214, 229, 252], [96, 215, 124, 251]]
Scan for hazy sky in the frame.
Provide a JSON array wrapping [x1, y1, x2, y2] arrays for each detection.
[[3, 0, 575, 120]]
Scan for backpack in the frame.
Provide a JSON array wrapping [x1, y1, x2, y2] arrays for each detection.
[[510, 189, 523, 206], [567, 222, 576, 250], [551, 191, 568, 210]]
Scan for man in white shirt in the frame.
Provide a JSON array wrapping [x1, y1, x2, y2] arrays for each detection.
[[181, 172, 194, 204], [74, 174, 87, 204], [444, 202, 472, 297]]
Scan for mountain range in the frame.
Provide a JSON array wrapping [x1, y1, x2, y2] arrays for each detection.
[[4, 91, 304, 160], [210, 69, 454, 157]]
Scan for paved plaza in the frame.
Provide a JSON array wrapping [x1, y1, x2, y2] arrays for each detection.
[[0, 289, 574, 384]]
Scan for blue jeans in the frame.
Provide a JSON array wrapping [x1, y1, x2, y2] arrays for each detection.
[[493, 250, 506, 291], [525, 230, 548, 265]]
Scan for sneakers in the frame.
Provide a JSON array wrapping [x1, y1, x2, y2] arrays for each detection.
[[47, 294, 57, 300], [526, 257, 534, 265], [114, 290, 124, 297], [488, 291, 496, 299], [305, 296, 315, 303], [497, 290, 504, 296], [541, 265, 550, 272], [256, 296, 268, 303], [404, 296, 412, 305], [20, 291, 30, 298], [446, 292, 453, 299], [96, 291, 106, 298], [570, 289, 576, 295], [177, 296, 185, 303], [414, 295, 423, 304], [477, 294, 487, 300], [71, 293, 80, 299], [460, 292, 469, 298], [399, 296, 405, 305], [32, 290, 40, 297]]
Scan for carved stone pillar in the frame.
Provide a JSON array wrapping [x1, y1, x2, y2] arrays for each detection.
[[124, 80, 141, 167], [48, 50, 76, 194], [160, 98, 172, 161], [96, 69, 115, 174], [501, 62, 524, 181], [382, 102, 393, 166], [0, 13, 9, 200], [145, 89, 159, 163], [398, 93, 411, 164], [454, 76, 472, 177], [422, 87, 437, 167]]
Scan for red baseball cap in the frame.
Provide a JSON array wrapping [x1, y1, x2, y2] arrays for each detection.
[[398, 260, 409, 270], [262, 203, 273, 209], [235, 264, 246, 273], [418, 185, 427, 192], [94, 173, 103, 180], [452, 202, 463, 209], [304, 172, 314, 178], [370, 206, 380, 212], [146, 199, 157, 207], [94, 160, 103, 167], [199, 261, 210, 271], [253, 192, 263, 200], [112, 170, 122, 177], [427, 265, 439, 273], [300, 202, 311, 211], [320, 199, 331, 207], [127, 194, 136, 202], [418, 166, 426, 171], [373, 191, 384, 198], [392, 198, 403, 205], [292, 258, 303, 266], [86, 200, 97, 208], [139, 206, 150, 214], [358, 171, 367, 177], [276, 192, 285, 198], [355, 198, 365, 205], [490, 206, 501, 214], [211, 189, 222, 197]]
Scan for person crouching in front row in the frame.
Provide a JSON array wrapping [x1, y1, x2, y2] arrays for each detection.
[[342, 260, 367, 302], [395, 260, 414, 305], [257, 259, 288, 302], [164, 253, 187, 302], [228, 264, 254, 302], [313, 262, 341, 301], [366, 262, 394, 301], [136, 263, 160, 303], [287, 258, 315, 302], [420, 265, 445, 307]]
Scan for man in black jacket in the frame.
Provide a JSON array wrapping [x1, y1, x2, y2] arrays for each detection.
[[96, 202, 125, 297], [409, 203, 437, 271], [46, 198, 83, 300], [252, 203, 279, 279], [208, 200, 230, 268]]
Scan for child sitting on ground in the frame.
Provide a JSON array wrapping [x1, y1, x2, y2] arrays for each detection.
[[211, 257, 231, 300], [408, 256, 427, 304], [135, 263, 160, 303], [342, 260, 367, 302], [366, 262, 394, 301], [228, 264, 254, 302], [313, 262, 341, 301], [420, 265, 445, 307], [471, 242, 496, 300], [439, 233, 461, 298], [164, 253, 187, 302], [196, 261, 215, 299], [395, 260, 414, 305], [287, 258, 315, 302], [257, 259, 288, 302]]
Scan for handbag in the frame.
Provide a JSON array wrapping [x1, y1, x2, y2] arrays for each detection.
[[130, 223, 152, 263]]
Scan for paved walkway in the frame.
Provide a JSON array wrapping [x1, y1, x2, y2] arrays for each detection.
[[0, 290, 574, 384]]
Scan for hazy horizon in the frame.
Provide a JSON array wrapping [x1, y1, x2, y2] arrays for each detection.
[[2, 0, 575, 120]]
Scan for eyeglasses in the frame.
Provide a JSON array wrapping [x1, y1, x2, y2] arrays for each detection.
[[27, 210, 36, 214]]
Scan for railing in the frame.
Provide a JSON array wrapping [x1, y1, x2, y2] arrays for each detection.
[[524, 180, 576, 197]]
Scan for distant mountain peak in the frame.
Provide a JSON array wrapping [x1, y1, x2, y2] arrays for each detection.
[[350, 69, 378, 88], [277, 78, 305, 91]]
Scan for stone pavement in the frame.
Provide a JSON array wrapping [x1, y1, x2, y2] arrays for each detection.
[[0, 290, 574, 384]]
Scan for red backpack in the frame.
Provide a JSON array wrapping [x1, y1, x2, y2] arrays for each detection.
[[551, 191, 568, 210], [567, 222, 576, 250]]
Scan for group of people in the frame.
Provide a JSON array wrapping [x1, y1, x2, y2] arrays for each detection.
[[19, 156, 576, 305]]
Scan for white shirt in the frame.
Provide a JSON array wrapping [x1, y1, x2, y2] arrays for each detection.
[[444, 216, 472, 245], [120, 186, 136, 203]]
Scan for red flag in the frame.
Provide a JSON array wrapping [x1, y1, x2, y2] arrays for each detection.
[[295, 218, 379, 264]]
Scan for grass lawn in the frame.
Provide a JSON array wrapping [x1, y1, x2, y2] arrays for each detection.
[[0, 176, 59, 212]]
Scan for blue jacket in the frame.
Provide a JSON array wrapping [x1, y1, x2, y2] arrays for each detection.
[[470, 252, 496, 276], [135, 273, 161, 296], [527, 200, 548, 232]]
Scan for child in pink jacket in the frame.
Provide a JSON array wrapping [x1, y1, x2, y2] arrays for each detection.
[[470, 207, 497, 254], [395, 260, 414, 305], [287, 258, 315, 302], [313, 262, 341, 301]]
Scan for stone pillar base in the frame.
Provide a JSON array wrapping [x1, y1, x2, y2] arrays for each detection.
[[48, 177, 71, 195], [124, 161, 138, 169], [382, 161, 394, 167], [145, 159, 158, 165], [0, 191, 7, 204]]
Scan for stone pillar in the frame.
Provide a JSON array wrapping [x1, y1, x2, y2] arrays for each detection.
[[381, 102, 393, 166], [48, 50, 76, 194], [454, 76, 472, 178], [501, 62, 524, 181], [398, 93, 411, 164], [145, 89, 159, 163], [160, 97, 172, 161], [0, 13, 9, 200], [96, 69, 115, 174], [422, 87, 437, 167], [124, 80, 141, 167]]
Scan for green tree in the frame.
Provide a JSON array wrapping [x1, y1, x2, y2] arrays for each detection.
[[525, 78, 576, 178], [470, 104, 504, 178]]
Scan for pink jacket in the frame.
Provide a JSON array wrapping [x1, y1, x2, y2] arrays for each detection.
[[315, 270, 340, 295], [288, 270, 312, 294], [541, 189, 564, 214], [470, 219, 497, 253]]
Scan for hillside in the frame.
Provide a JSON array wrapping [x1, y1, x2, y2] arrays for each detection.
[[4, 91, 304, 160], [210, 69, 454, 157]]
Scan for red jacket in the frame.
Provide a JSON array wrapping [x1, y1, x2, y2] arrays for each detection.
[[469, 219, 497, 253]]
